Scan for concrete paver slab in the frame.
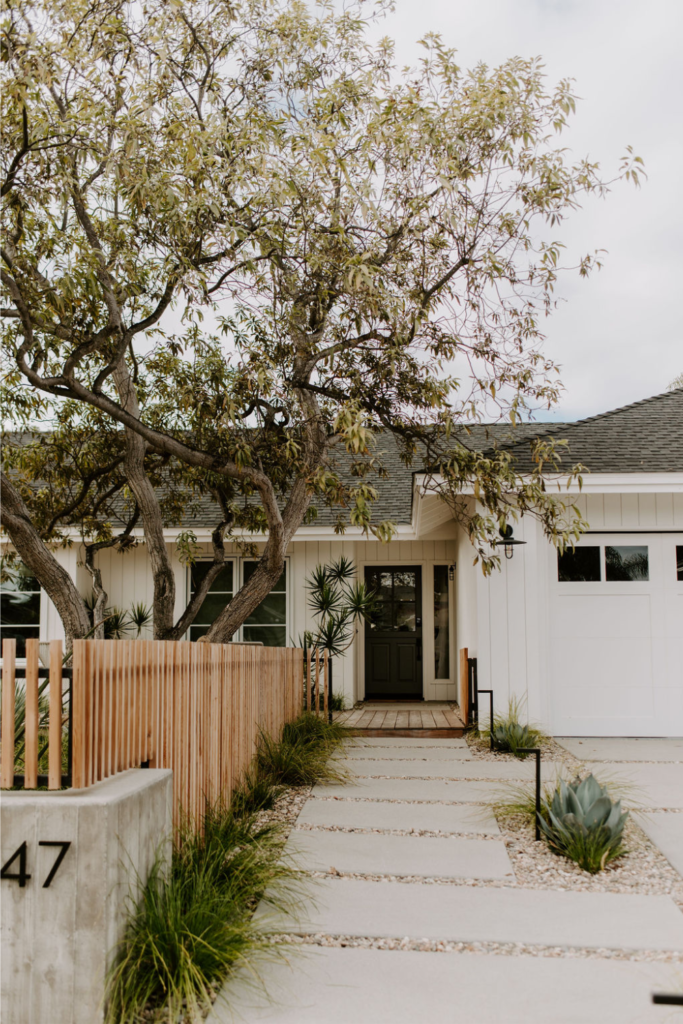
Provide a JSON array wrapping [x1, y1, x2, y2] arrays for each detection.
[[284, 829, 514, 879], [346, 737, 468, 747], [336, 758, 560, 780], [312, 777, 505, 803], [207, 946, 676, 1024], [635, 811, 683, 877], [585, 762, 683, 809], [263, 877, 683, 952], [558, 738, 683, 762], [342, 746, 473, 760], [297, 799, 499, 833]]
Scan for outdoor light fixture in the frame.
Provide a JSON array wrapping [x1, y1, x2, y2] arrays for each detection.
[[499, 525, 526, 560], [448, 564, 456, 581]]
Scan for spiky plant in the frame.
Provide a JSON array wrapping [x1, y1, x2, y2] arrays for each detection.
[[540, 774, 629, 873], [303, 558, 377, 658]]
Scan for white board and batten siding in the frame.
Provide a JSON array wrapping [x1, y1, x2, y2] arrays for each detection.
[[476, 491, 683, 738]]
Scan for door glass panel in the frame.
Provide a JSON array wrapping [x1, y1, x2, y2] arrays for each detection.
[[605, 546, 649, 581], [434, 565, 450, 678], [395, 602, 416, 631], [366, 568, 419, 632], [676, 546, 683, 581], [393, 572, 416, 599]]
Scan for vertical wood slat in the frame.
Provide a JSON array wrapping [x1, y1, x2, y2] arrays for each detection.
[[459, 647, 469, 726], [24, 639, 40, 789], [48, 640, 63, 790], [71, 641, 85, 789], [322, 650, 328, 719], [1, 639, 17, 788]]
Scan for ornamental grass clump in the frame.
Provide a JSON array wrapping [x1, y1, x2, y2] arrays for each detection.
[[485, 698, 548, 757], [106, 805, 299, 1024], [540, 774, 629, 874], [255, 711, 348, 788]]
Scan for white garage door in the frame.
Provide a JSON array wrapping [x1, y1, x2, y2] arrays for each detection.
[[549, 534, 683, 737]]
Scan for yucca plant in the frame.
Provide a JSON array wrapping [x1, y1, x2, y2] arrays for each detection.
[[302, 558, 377, 658], [540, 774, 629, 873]]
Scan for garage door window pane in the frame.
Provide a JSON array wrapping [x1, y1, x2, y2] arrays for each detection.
[[677, 546, 683, 581], [605, 546, 649, 581], [557, 547, 601, 582]]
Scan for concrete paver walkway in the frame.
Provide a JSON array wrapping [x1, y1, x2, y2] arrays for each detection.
[[210, 736, 683, 1024]]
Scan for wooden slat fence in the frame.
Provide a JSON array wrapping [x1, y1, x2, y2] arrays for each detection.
[[1, 638, 331, 827], [0, 638, 68, 790]]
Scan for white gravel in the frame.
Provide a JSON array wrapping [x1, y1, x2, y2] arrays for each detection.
[[268, 932, 683, 963]]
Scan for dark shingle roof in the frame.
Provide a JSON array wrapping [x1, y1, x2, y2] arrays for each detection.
[[504, 388, 683, 474]]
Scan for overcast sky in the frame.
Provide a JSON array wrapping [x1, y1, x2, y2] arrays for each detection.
[[367, 0, 682, 421]]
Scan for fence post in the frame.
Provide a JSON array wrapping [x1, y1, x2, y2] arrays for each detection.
[[1, 639, 16, 788], [24, 639, 40, 789], [48, 640, 63, 789]]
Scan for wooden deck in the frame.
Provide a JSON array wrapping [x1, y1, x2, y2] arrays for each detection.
[[337, 702, 466, 738]]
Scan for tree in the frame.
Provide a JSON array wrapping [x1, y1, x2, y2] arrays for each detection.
[[1, 0, 643, 642]]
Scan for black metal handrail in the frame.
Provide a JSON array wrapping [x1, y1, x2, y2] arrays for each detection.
[[467, 658, 541, 841]]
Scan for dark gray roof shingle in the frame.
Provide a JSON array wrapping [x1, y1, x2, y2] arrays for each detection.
[[504, 388, 683, 474]]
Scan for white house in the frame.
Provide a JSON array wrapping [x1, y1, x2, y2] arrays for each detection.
[[2, 387, 682, 737]]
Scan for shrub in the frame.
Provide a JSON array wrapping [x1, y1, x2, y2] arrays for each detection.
[[539, 774, 629, 873]]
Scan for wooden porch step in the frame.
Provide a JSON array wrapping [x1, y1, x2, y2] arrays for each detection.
[[337, 704, 466, 738]]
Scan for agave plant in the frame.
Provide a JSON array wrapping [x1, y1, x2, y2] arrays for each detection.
[[540, 774, 629, 873]]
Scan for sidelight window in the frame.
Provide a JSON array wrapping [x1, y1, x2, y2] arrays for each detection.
[[677, 546, 683, 582], [434, 566, 450, 679]]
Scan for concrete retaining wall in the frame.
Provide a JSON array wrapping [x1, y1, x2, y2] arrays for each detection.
[[1, 768, 173, 1024]]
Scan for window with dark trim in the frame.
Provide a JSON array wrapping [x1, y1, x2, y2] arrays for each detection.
[[242, 561, 287, 646], [605, 546, 649, 582], [189, 562, 234, 641], [0, 562, 41, 658], [557, 546, 601, 582], [676, 546, 683, 582]]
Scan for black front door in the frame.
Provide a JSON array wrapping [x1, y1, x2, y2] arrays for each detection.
[[364, 566, 423, 699]]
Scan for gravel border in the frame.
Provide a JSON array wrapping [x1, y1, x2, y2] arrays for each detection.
[[294, 823, 499, 841], [269, 932, 683, 964]]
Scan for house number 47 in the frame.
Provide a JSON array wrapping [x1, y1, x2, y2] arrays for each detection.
[[1, 841, 71, 888]]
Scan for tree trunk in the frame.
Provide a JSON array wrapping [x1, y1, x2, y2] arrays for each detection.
[[83, 544, 108, 639], [0, 472, 91, 650], [113, 361, 177, 639]]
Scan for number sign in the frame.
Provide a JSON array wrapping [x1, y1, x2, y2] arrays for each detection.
[[1, 841, 71, 888]]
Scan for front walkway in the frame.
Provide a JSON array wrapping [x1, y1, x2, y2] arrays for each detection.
[[209, 736, 683, 1024]]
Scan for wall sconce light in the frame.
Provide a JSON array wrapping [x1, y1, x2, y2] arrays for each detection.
[[499, 525, 526, 560], [448, 564, 456, 581]]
